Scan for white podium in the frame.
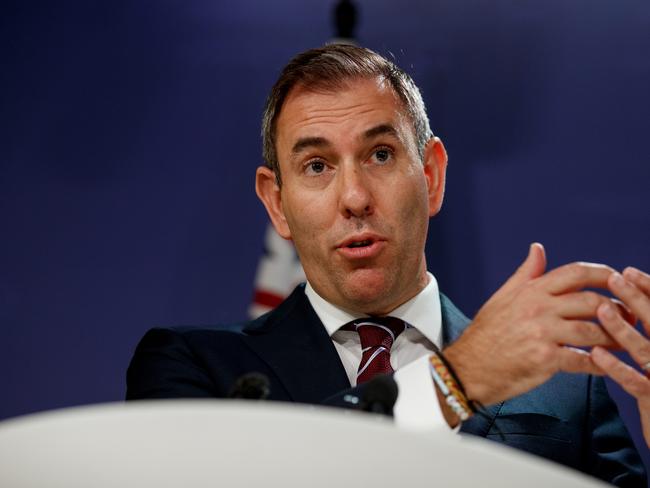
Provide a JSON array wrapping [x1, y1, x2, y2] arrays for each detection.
[[0, 401, 608, 487]]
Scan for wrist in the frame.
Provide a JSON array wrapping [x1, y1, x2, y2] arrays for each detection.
[[443, 343, 491, 405], [428, 351, 475, 424]]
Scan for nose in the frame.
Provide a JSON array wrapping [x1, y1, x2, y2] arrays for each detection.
[[337, 163, 373, 218]]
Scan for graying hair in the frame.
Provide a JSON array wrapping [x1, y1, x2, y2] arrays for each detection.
[[261, 44, 433, 185]]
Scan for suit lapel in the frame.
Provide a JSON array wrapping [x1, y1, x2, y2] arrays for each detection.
[[242, 286, 351, 404], [440, 293, 504, 437]]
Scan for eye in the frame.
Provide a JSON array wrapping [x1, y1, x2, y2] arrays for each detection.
[[305, 159, 327, 176], [371, 147, 393, 165]]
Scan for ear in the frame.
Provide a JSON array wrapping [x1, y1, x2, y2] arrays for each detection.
[[423, 137, 448, 217], [255, 166, 292, 240]]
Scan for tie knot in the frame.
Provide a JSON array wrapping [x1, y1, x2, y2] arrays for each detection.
[[344, 316, 407, 350]]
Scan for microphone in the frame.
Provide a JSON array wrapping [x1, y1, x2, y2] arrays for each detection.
[[360, 374, 398, 417], [228, 372, 271, 400], [337, 374, 399, 417]]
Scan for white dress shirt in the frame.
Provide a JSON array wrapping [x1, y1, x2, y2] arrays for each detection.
[[305, 273, 452, 431]]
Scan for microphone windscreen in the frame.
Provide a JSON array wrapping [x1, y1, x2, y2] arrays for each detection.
[[361, 374, 398, 416], [228, 372, 271, 400]]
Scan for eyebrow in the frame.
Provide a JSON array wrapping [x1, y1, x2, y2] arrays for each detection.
[[290, 123, 400, 156], [291, 136, 331, 155], [363, 124, 398, 140]]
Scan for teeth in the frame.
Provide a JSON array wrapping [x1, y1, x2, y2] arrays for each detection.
[[348, 240, 372, 248]]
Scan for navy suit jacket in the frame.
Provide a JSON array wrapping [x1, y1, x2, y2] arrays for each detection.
[[127, 284, 646, 486]]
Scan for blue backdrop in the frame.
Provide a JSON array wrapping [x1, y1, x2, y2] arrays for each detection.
[[2, 0, 649, 473]]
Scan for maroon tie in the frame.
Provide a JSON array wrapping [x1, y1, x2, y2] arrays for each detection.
[[343, 317, 407, 385]]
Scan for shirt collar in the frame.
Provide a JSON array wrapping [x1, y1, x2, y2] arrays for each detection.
[[304, 272, 442, 346]]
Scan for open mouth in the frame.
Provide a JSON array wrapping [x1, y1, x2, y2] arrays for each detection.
[[347, 239, 374, 248], [337, 235, 384, 259]]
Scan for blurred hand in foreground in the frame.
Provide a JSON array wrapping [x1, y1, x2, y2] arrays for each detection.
[[592, 267, 650, 448]]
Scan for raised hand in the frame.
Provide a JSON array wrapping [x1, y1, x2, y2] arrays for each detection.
[[592, 267, 650, 448], [445, 243, 617, 406]]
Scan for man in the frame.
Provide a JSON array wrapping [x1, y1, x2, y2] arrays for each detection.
[[127, 44, 646, 485]]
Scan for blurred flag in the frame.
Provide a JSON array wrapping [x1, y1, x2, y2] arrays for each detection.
[[249, 224, 305, 318]]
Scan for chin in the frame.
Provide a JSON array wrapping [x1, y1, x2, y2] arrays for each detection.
[[341, 270, 393, 312]]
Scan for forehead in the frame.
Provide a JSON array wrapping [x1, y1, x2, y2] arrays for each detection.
[[275, 77, 411, 148]]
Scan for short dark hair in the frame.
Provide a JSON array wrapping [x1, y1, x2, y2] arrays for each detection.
[[261, 44, 433, 185]]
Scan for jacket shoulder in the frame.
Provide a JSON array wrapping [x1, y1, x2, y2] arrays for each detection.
[[139, 283, 309, 341]]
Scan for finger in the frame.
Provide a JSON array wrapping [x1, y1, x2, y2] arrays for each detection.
[[541, 262, 614, 295], [610, 298, 637, 326], [597, 302, 650, 366], [592, 346, 650, 400], [623, 266, 650, 296], [551, 319, 617, 348], [552, 293, 636, 325], [553, 291, 613, 319], [558, 346, 604, 375], [497, 243, 547, 297], [609, 273, 650, 332]]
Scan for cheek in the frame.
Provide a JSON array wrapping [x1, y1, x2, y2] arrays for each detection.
[[393, 178, 430, 243], [282, 193, 329, 247], [397, 173, 429, 217]]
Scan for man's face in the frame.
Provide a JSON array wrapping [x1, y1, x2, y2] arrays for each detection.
[[257, 77, 447, 314]]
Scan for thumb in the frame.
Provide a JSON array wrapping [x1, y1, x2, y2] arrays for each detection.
[[498, 242, 547, 296]]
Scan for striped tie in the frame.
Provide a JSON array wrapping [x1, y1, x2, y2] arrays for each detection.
[[343, 317, 407, 385]]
